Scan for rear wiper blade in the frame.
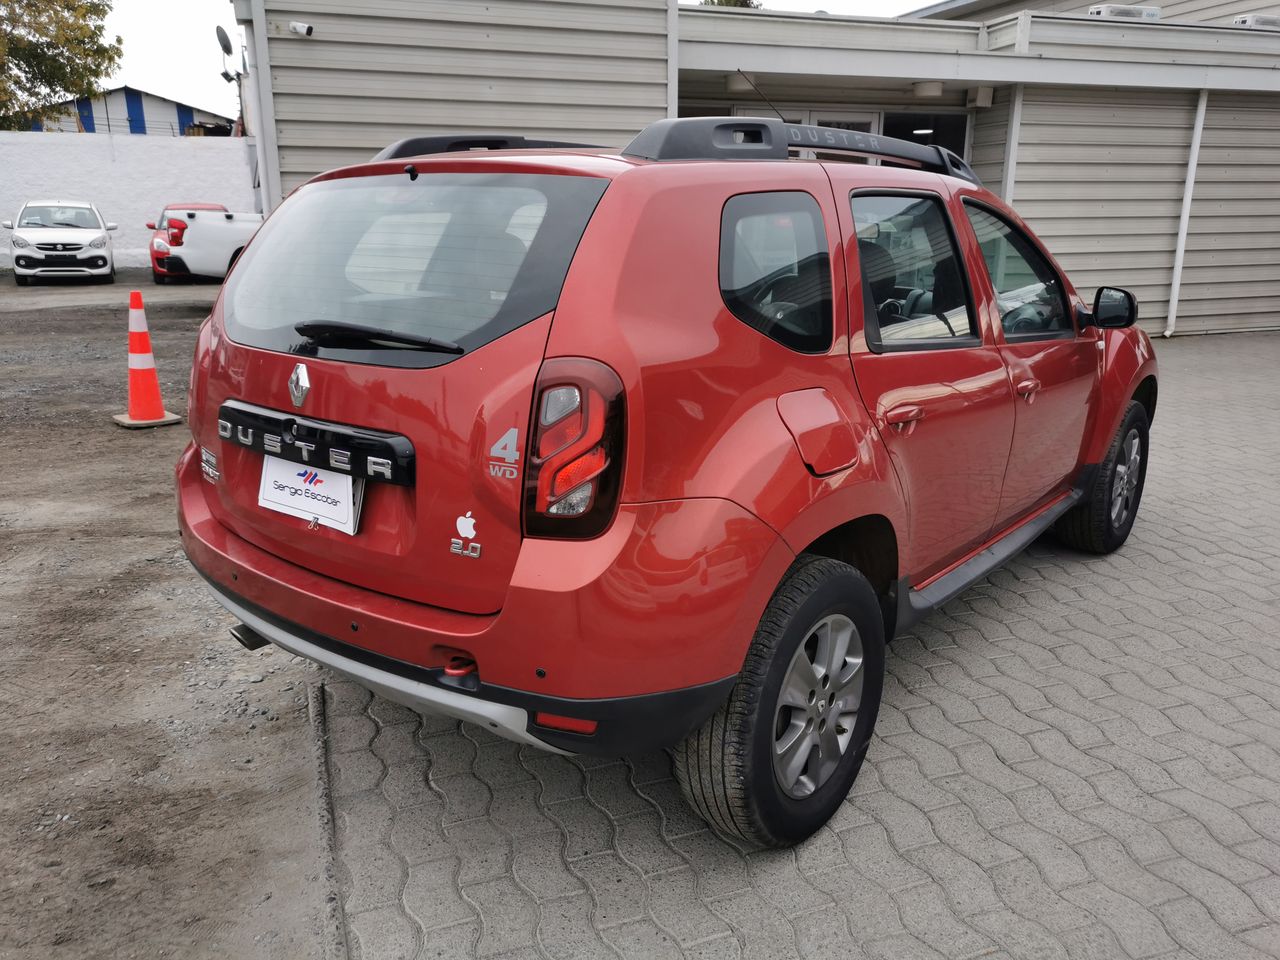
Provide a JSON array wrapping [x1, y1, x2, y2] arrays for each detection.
[[293, 320, 464, 354]]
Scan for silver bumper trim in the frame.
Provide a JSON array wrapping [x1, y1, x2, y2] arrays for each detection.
[[207, 583, 565, 753]]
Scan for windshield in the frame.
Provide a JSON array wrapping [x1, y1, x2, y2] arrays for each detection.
[[20, 205, 100, 229], [222, 172, 609, 368]]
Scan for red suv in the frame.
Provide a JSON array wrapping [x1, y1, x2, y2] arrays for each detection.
[[178, 119, 1157, 847]]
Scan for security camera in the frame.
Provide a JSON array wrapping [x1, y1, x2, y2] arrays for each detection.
[[288, 21, 314, 37]]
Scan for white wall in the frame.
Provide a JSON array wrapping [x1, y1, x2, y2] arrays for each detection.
[[1, 132, 257, 268]]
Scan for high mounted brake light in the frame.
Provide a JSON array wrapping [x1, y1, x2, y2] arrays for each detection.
[[524, 357, 625, 539]]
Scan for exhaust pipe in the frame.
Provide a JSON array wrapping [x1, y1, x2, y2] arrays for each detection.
[[230, 623, 270, 651]]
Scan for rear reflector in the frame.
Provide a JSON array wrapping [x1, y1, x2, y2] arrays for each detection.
[[533, 712, 599, 735]]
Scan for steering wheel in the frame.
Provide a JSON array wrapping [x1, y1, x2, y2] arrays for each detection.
[[1004, 303, 1047, 334]]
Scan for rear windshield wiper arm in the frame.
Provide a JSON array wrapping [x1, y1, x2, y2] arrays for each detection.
[[294, 320, 464, 354]]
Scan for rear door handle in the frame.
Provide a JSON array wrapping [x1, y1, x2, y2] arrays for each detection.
[[1016, 378, 1042, 403], [884, 404, 925, 435]]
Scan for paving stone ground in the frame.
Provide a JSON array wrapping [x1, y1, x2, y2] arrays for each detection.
[[322, 333, 1280, 960]]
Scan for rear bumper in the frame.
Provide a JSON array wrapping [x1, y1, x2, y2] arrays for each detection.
[[204, 575, 736, 755], [177, 444, 793, 755]]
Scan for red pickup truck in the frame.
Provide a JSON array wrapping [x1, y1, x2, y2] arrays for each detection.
[[178, 119, 1157, 846]]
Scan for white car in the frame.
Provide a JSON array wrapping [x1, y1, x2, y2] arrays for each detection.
[[4, 200, 117, 285], [150, 206, 263, 283]]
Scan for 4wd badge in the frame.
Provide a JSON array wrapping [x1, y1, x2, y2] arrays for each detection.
[[488, 427, 521, 480]]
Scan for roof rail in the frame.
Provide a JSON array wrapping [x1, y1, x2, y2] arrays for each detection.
[[373, 133, 602, 161], [621, 117, 982, 186]]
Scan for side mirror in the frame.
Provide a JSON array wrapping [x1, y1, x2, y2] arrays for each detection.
[[145, 221, 156, 230], [106, 223, 118, 231], [1, 220, 12, 230], [1093, 286, 1137, 328]]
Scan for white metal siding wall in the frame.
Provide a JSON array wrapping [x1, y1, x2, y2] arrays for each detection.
[[930, 0, 1077, 18], [930, 0, 1280, 21], [970, 88, 1011, 194], [1178, 92, 1280, 333], [1156, 0, 1280, 22], [1011, 87, 1197, 330], [261, 0, 672, 192]]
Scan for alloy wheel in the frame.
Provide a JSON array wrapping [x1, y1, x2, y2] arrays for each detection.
[[1110, 428, 1142, 528], [772, 614, 864, 799]]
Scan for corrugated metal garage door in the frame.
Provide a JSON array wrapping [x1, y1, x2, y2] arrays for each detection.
[[1011, 86, 1199, 335], [1177, 92, 1280, 334], [262, 0, 671, 193], [970, 87, 1011, 192]]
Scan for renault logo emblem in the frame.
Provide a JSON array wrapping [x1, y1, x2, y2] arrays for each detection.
[[288, 363, 310, 409]]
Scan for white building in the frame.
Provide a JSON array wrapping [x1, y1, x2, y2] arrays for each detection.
[[35, 85, 233, 137], [231, 0, 1280, 335]]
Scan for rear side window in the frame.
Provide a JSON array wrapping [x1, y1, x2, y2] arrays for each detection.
[[851, 193, 977, 350], [719, 192, 832, 353], [223, 173, 608, 368]]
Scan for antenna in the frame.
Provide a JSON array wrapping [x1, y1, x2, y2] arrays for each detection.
[[736, 70, 787, 123]]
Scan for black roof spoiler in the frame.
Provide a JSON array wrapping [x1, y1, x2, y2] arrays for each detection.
[[372, 134, 602, 161], [621, 117, 981, 186]]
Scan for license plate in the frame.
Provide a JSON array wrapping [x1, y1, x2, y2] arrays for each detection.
[[258, 455, 365, 535]]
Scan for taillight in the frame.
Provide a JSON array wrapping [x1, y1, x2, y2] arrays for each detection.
[[524, 357, 625, 539], [166, 217, 187, 247]]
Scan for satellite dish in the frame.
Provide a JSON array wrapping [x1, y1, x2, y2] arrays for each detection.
[[216, 25, 233, 57]]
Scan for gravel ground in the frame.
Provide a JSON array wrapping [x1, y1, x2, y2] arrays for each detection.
[[0, 269, 220, 315], [0, 302, 328, 959]]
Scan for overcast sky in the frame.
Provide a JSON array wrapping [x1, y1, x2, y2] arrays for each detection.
[[104, 0, 923, 121], [104, 1, 244, 119]]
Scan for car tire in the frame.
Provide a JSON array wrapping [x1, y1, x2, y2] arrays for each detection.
[[153, 271, 166, 285], [14, 274, 28, 286], [674, 555, 885, 848], [1055, 400, 1149, 554]]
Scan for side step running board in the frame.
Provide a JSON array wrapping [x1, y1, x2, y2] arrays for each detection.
[[896, 487, 1085, 635]]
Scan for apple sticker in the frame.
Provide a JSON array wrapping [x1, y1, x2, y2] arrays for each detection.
[[456, 511, 477, 540]]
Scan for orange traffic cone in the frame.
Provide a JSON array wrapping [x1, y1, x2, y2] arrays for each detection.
[[112, 290, 182, 429]]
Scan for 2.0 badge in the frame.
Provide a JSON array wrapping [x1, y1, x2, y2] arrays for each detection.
[[450, 511, 481, 558]]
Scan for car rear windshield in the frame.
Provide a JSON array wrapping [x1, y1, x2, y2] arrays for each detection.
[[222, 172, 609, 368]]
